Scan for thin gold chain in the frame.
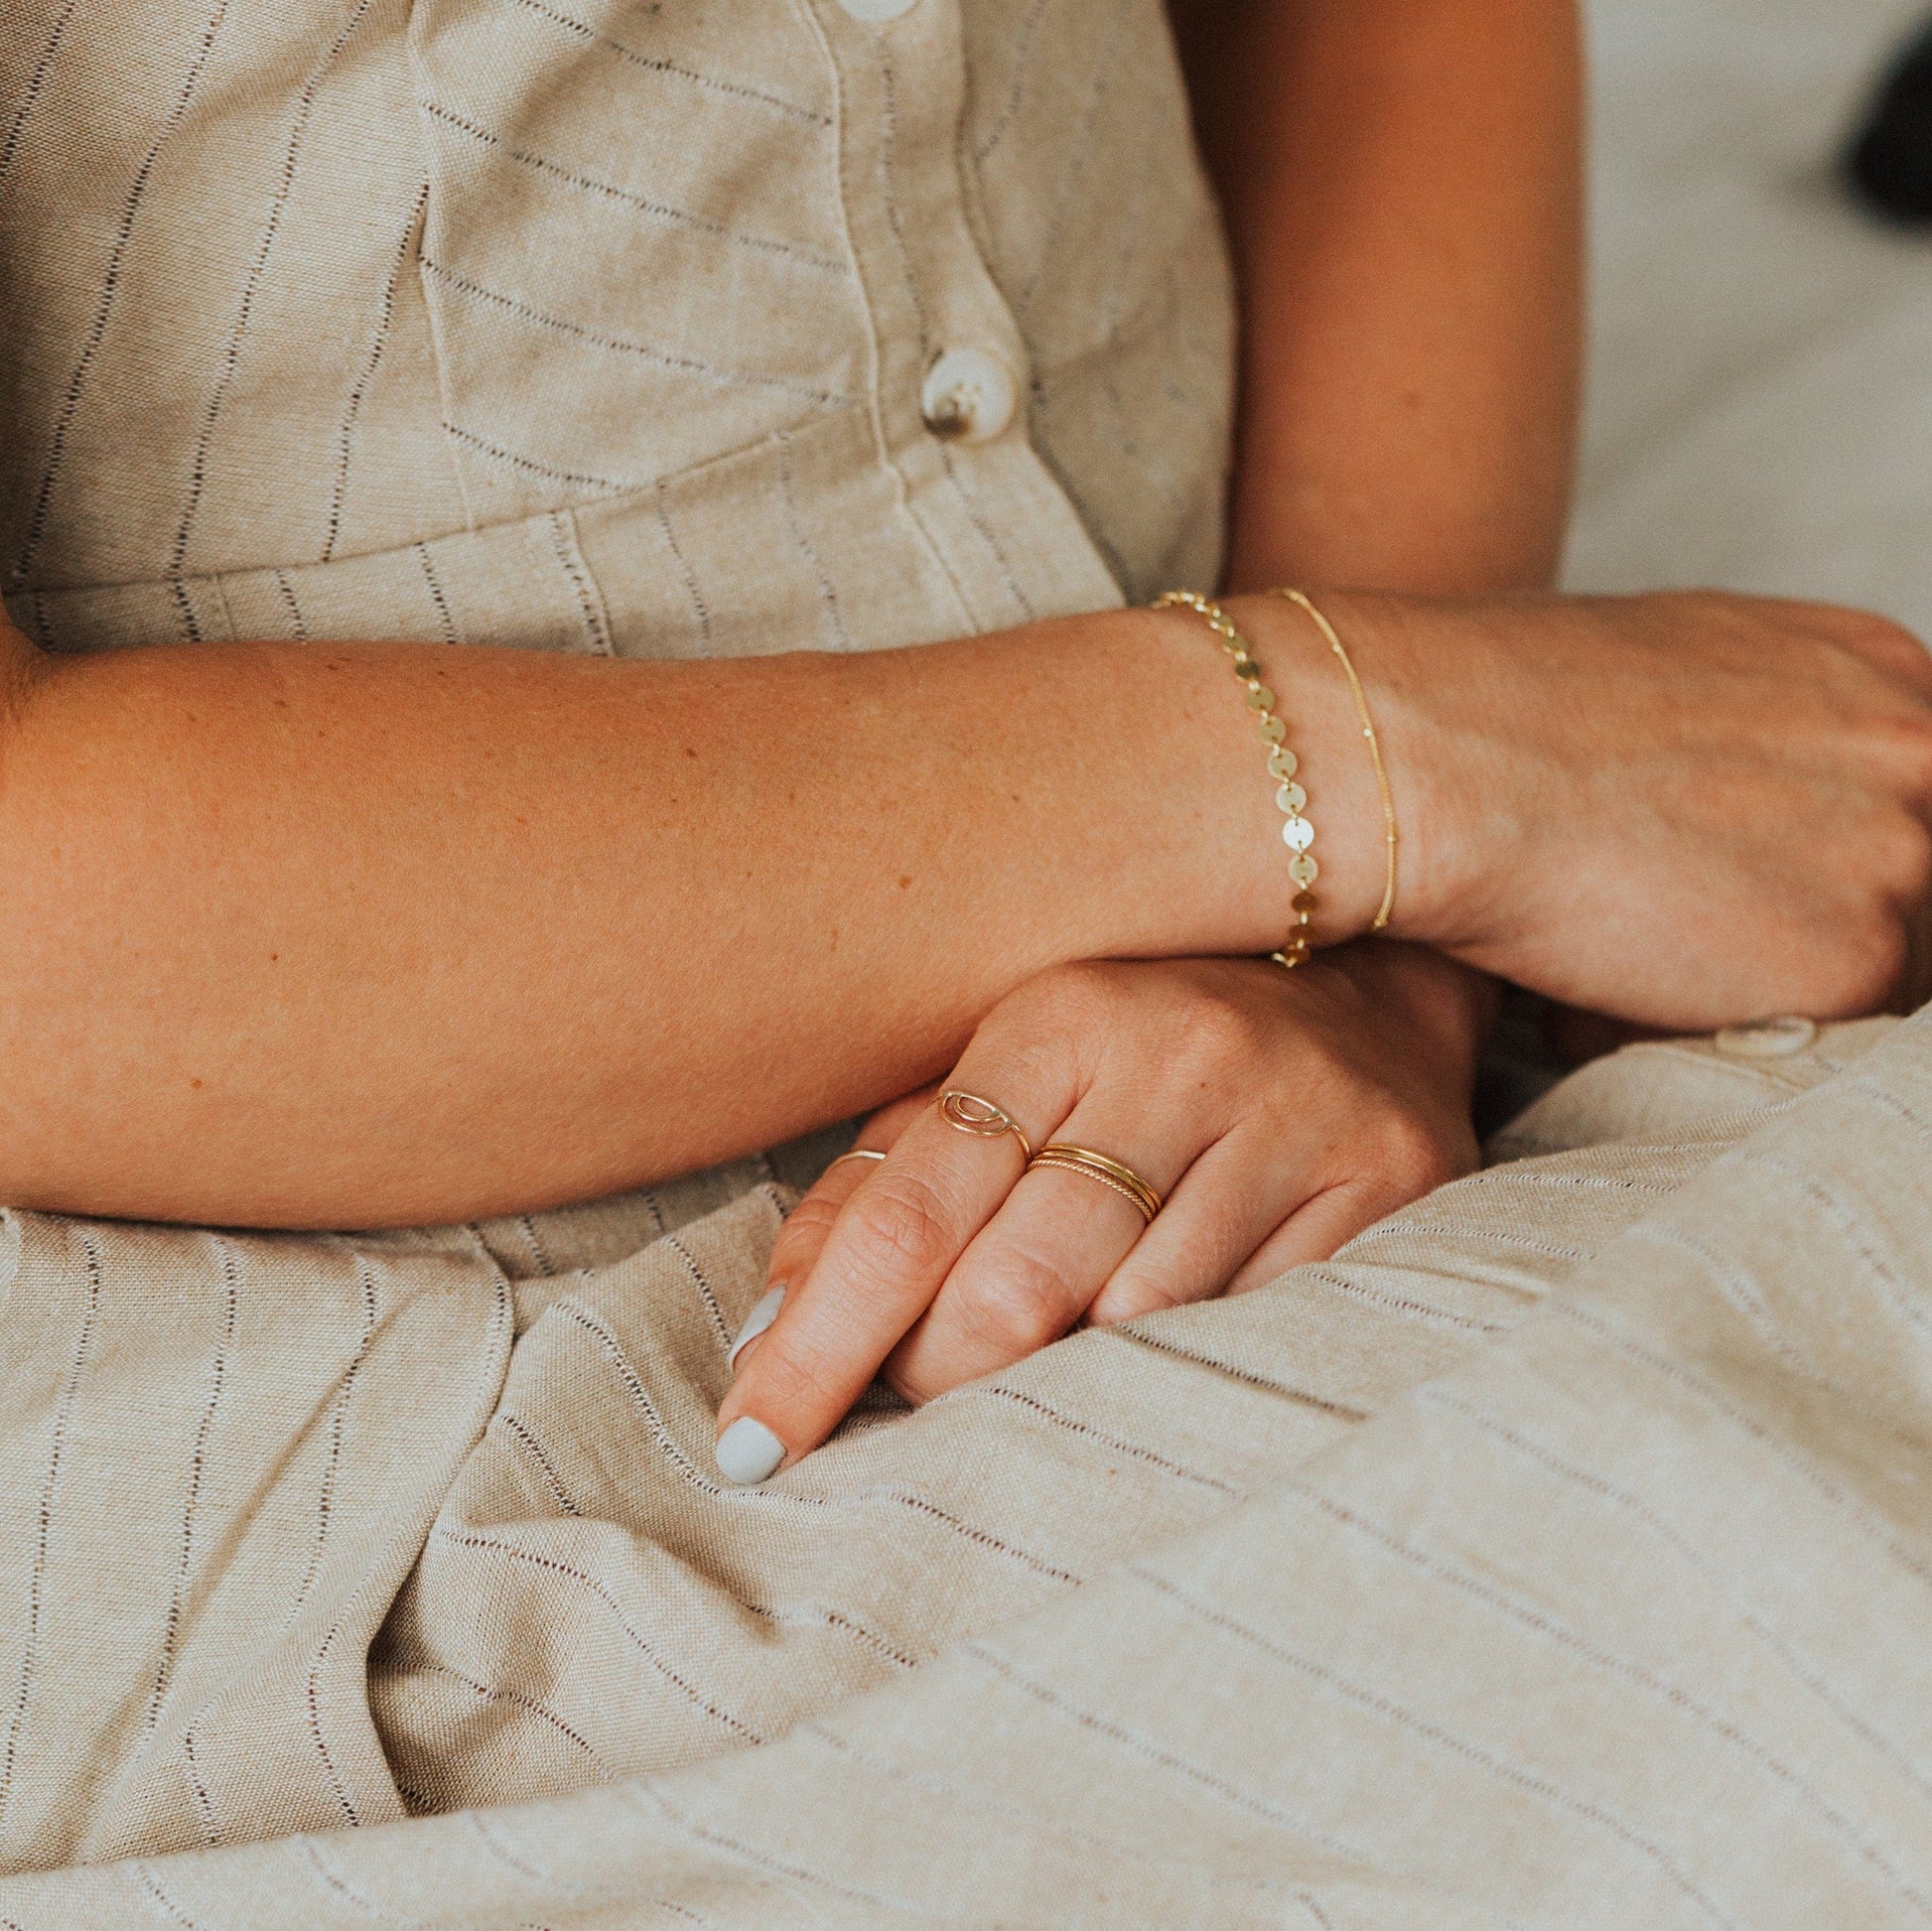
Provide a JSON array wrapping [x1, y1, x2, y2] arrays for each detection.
[[1273, 589, 1399, 931]]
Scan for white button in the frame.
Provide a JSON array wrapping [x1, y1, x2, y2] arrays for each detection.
[[1715, 1016, 1817, 1059], [838, 0, 918, 20], [920, 347, 1018, 445]]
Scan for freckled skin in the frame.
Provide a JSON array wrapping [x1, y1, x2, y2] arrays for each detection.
[[20, 2, 1919, 1245]]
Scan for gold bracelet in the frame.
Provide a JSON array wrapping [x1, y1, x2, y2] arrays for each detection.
[[1152, 589, 1317, 968], [1272, 589, 1399, 931]]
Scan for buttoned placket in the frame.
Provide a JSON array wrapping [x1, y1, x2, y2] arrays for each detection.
[[797, 0, 1124, 633]]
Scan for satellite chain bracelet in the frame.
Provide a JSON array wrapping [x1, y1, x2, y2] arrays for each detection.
[[1152, 589, 1318, 969]]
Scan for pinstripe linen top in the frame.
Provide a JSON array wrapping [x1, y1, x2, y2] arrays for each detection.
[[0, 0, 1233, 659]]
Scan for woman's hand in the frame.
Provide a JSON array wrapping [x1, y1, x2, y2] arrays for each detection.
[[1330, 589, 1932, 1028], [712, 944, 1486, 1483]]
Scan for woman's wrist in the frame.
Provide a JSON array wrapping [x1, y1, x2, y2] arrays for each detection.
[[1148, 589, 1472, 957]]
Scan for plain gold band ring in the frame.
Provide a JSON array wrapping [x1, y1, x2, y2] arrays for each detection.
[[826, 1148, 888, 1175], [1027, 1144, 1163, 1225], [938, 1089, 1035, 1164]]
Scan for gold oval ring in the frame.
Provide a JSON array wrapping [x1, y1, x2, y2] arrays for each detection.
[[938, 1089, 1035, 1164], [1026, 1144, 1163, 1225]]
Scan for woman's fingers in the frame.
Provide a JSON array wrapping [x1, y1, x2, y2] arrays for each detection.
[[1785, 598, 1932, 696], [895, 1079, 1442, 1391], [1077, 1108, 1433, 1327], [883, 1114, 1173, 1402], [716, 952, 1479, 1483], [738, 1088, 936, 1370], [1223, 1177, 1404, 1295], [715, 1073, 1061, 1481], [730, 1149, 876, 1371], [885, 995, 1297, 1401], [1088, 1021, 1468, 1324], [1078, 1126, 1311, 1328]]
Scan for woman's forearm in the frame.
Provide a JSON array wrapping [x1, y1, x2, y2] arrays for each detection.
[[1173, 0, 1585, 595], [2, 574, 1925, 1226], [0, 598, 1402, 1227]]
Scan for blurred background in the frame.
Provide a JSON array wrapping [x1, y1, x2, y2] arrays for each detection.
[[1569, 0, 1932, 635]]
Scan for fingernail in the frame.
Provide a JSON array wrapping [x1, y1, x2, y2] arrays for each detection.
[[728, 1286, 785, 1372], [716, 1416, 787, 1486]]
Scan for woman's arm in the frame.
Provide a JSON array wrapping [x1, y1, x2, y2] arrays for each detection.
[[0, 585, 1925, 1231], [0, 601, 1398, 1228], [1171, 0, 1585, 594], [0, 0, 1922, 1234]]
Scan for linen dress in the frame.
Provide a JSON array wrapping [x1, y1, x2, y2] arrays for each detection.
[[3, 2, 1932, 1922]]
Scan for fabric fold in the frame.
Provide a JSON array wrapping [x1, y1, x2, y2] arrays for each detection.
[[2, 1016, 1924, 1920]]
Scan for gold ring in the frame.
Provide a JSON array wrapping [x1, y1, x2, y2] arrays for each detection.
[[1026, 1144, 1163, 1225], [938, 1089, 1035, 1163], [825, 1148, 888, 1175]]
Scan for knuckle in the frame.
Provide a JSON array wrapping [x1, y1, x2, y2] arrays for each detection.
[[1089, 1266, 1194, 1325], [883, 1348, 952, 1408], [1372, 1105, 1460, 1197], [1907, 719, 1932, 799], [1646, 588, 1749, 637], [882, 1358, 934, 1407], [1661, 587, 1730, 621], [1834, 605, 1930, 670], [1856, 921, 1910, 1012], [842, 1172, 959, 1280], [1811, 914, 1907, 1017], [1182, 988, 1263, 1063], [957, 1248, 1080, 1359], [1881, 814, 1932, 898], [1832, 813, 1931, 943], [774, 1192, 843, 1253], [1850, 708, 1932, 797], [750, 1327, 853, 1415], [1862, 612, 1925, 659]]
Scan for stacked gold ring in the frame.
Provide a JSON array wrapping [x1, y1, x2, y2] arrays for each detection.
[[1027, 1144, 1163, 1224]]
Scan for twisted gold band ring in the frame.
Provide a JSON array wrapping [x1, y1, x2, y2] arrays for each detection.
[[1026, 1144, 1163, 1224]]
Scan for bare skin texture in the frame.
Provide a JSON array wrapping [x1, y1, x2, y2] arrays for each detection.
[[0, 0, 1583, 1236], [1, 4, 1929, 1478], [719, 0, 1569, 1462], [1170, 0, 1586, 595], [719, 591, 1932, 1470]]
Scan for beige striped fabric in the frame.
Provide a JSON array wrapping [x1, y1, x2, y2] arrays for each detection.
[[10, 1, 1932, 1923], [1, 0, 1232, 657], [0, 1016, 1922, 1922]]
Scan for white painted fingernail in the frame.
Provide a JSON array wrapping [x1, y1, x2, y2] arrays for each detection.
[[716, 1417, 787, 1485], [729, 1287, 785, 1371]]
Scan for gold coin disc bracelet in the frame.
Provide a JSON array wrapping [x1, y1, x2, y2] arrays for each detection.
[[1272, 588, 1398, 931], [1152, 589, 1318, 969]]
